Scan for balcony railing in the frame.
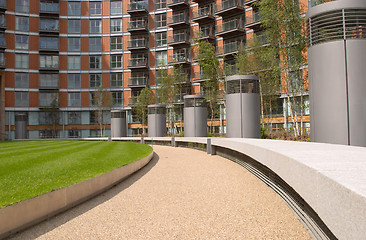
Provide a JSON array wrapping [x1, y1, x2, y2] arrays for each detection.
[[192, 6, 215, 21], [217, 41, 244, 56], [128, 38, 148, 49], [246, 11, 261, 25], [168, 13, 190, 26], [39, 80, 59, 89], [128, 57, 149, 68], [39, 21, 59, 32], [127, 1, 148, 13], [169, 52, 190, 64], [128, 19, 148, 31], [167, 0, 189, 8], [129, 77, 148, 86], [216, 19, 245, 36], [247, 33, 269, 47], [193, 71, 209, 81], [194, 26, 215, 40], [39, 2, 59, 14], [168, 32, 190, 45], [216, 0, 244, 15]]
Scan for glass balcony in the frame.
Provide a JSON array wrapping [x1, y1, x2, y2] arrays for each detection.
[[167, 0, 189, 8], [169, 52, 190, 65], [216, 18, 245, 37], [194, 26, 215, 41], [39, 92, 59, 107], [216, 0, 244, 16], [128, 57, 148, 68], [246, 11, 261, 27], [168, 32, 190, 46], [128, 38, 148, 50], [168, 12, 190, 27], [192, 6, 215, 22], [129, 77, 148, 87], [128, 19, 148, 31], [127, 1, 148, 13], [40, 1, 59, 14], [39, 19, 59, 32], [39, 78, 59, 89]]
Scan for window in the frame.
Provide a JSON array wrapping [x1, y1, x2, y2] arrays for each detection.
[[89, 37, 102, 52], [39, 55, 59, 69], [68, 1, 81, 16], [68, 74, 81, 88], [155, 0, 166, 10], [15, 35, 28, 50], [40, 18, 59, 31], [89, 129, 101, 137], [68, 92, 81, 107], [89, 2, 102, 16], [16, 0, 29, 13], [0, 33, 5, 47], [39, 92, 58, 107], [39, 74, 59, 88], [111, 36, 122, 51], [111, 92, 123, 106], [40, 0, 59, 13], [15, 16, 29, 31], [68, 129, 80, 138], [111, 73, 123, 87], [68, 37, 80, 51], [39, 111, 60, 125], [111, 55, 122, 69], [14, 73, 29, 88], [155, 32, 167, 47], [15, 92, 29, 107], [89, 55, 102, 69], [110, 0, 122, 15], [155, 13, 167, 28], [155, 51, 167, 66], [89, 74, 102, 88], [89, 19, 102, 33], [15, 54, 28, 69], [110, 19, 122, 32], [39, 37, 59, 50], [68, 20, 81, 33], [68, 56, 81, 70], [68, 112, 81, 124], [0, 14, 5, 28]]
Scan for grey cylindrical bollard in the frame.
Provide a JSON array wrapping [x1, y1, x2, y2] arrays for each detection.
[[15, 113, 27, 139], [183, 95, 207, 137], [225, 75, 260, 138], [306, 0, 366, 146]]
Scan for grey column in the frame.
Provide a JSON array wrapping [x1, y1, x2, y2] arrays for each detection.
[[148, 104, 166, 137], [110, 110, 127, 137], [183, 95, 207, 137]]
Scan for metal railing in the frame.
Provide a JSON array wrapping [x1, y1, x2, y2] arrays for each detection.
[[128, 58, 148, 68], [128, 38, 148, 48], [246, 11, 261, 25], [169, 32, 190, 44], [167, 0, 189, 6], [216, 18, 244, 33], [129, 77, 148, 86], [128, 1, 148, 11], [192, 6, 215, 19], [128, 19, 148, 30], [40, 2, 59, 13], [216, 0, 244, 12], [168, 12, 189, 25]]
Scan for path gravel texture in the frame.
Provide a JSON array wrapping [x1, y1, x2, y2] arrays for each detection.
[[8, 145, 311, 240]]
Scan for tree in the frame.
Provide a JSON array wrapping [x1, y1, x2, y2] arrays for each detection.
[[256, 0, 308, 137], [92, 86, 111, 137], [195, 39, 223, 134], [135, 87, 152, 136]]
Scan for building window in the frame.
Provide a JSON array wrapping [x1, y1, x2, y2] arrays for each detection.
[[39, 92, 58, 107], [39, 111, 60, 125], [68, 112, 81, 124], [111, 55, 122, 69], [89, 55, 102, 69], [15, 54, 29, 69], [39, 37, 59, 50], [68, 37, 80, 52], [110, 19, 122, 32], [89, 1, 102, 16], [40, 18, 59, 32], [89, 37, 102, 52], [111, 73, 123, 87], [89, 19, 102, 33], [68, 92, 81, 107], [15, 16, 29, 31], [40, 0, 59, 13], [155, 13, 167, 28], [111, 92, 123, 106], [68, 74, 81, 89], [89, 129, 101, 137], [155, 32, 167, 47], [39, 74, 59, 88], [68, 129, 80, 138], [15, 35, 28, 50], [15, 0, 29, 13], [155, 51, 167, 66], [68, 1, 81, 16], [15, 73, 29, 88], [68, 56, 81, 70], [39, 55, 59, 69], [15, 92, 29, 107], [155, 0, 166, 10], [110, 0, 122, 15], [89, 74, 102, 88], [68, 19, 81, 33], [111, 36, 122, 51], [0, 33, 5, 48]]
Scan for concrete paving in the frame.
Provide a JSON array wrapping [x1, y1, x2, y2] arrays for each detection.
[[8, 145, 311, 239]]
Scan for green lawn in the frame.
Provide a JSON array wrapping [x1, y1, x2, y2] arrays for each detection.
[[0, 140, 152, 208]]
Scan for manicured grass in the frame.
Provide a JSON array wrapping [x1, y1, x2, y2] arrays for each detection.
[[0, 140, 152, 208]]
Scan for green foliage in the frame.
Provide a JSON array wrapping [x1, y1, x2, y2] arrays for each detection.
[[156, 67, 174, 105], [135, 87, 152, 135], [0, 141, 152, 208], [179, 131, 184, 137]]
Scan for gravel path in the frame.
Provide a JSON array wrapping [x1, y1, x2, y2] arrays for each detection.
[[9, 145, 311, 240]]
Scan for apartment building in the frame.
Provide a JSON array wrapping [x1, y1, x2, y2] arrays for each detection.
[[0, 0, 312, 140]]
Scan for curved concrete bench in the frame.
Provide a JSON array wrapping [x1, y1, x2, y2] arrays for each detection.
[[114, 137, 366, 240], [0, 151, 154, 239]]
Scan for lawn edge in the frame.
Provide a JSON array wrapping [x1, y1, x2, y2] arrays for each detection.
[[0, 150, 154, 239]]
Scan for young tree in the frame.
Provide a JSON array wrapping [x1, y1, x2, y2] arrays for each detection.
[[92, 86, 111, 137], [48, 93, 60, 138], [135, 87, 152, 136], [257, 0, 307, 137], [195, 40, 223, 134]]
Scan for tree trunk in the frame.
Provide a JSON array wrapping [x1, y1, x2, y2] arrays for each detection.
[[287, 95, 299, 137]]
